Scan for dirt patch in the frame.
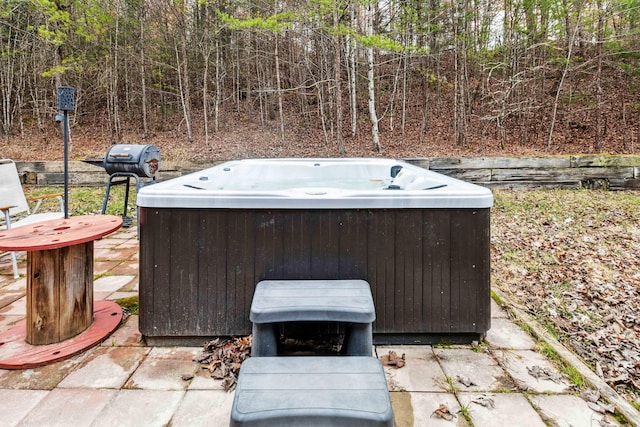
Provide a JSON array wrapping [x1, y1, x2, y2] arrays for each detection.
[[390, 392, 414, 427]]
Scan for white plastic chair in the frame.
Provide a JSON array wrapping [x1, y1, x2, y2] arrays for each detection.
[[0, 159, 65, 278]]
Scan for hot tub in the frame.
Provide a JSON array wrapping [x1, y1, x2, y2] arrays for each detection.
[[137, 158, 493, 345]]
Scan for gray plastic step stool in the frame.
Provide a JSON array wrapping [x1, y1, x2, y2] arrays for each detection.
[[250, 279, 375, 357], [230, 356, 393, 427]]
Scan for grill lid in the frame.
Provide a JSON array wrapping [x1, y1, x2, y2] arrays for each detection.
[[104, 144, 160, 178]]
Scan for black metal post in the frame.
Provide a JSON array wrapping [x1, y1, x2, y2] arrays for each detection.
[[63, 110, 69, 218], [56, 86, 75, 219]]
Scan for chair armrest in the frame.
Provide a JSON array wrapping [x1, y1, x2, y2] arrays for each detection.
[[26, 193, 64, 202], [0, 205, 17, 213], [26, 193, 64, 214], [1, 205, 17, 228]]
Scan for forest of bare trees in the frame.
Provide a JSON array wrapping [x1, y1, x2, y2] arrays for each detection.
[[1, 0, 640, 156]]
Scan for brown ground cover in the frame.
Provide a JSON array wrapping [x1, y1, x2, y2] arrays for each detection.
[[492, 189, 640, 405]]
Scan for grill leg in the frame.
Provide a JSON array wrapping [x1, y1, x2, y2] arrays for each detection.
[[100, 177, 113, 215], [101, 173, 139, 228], [122, 177, 131, 227], [121, 175, 139, 228]]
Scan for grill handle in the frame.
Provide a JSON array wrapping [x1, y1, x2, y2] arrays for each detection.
[[108, 153, 132, 160]]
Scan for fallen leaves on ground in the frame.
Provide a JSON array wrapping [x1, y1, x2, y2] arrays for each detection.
[[527, 365, 565, 383], [472, 394, 496, 409], [380, 350, 406, 368], [431, 403, 456, 420], [194, 336, 252, 391], [456, 375, 477, 387], [492, 190, 640, 402]]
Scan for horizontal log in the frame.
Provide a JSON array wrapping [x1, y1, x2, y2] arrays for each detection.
[[571, 155, 640, 168], [12, 157, 640, 190], [430, 157, 571, 169], [403, 158, 430, 169], [38, 172, 111, 186], [17, 161, 102, 173], [610, 178, 640, 190], [491, 167, 635, 182], [432, 168, 492, 182], [484, 181, 582, 190]]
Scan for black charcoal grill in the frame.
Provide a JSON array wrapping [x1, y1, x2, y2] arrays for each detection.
[[85, 144, 160, 227], [104, 144, 160, 178]]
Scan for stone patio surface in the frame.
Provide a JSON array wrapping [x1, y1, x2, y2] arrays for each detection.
[[0, 225, 634, 426]]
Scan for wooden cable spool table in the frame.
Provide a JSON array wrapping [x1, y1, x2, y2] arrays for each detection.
[[0, 215, 124, 368]]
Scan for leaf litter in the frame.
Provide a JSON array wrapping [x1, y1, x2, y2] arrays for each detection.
[[194, 334, 352, 391], [492, 189, 640, 403], [431, 403, 456, 420], [194, 336, 252, 391], [380, 350, 406, 368]]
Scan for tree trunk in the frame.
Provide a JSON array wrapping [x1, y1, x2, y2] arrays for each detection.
[[215, 37, 222, 133], [401, 47, 408, 143], [275, 34, 285, 143], [113, 17, 121, 141], [594, 0, 604, 152], [175, 40, 193, 142], [140, 19, 148, 138], [182, 37, 193, 142], [334, 6, 344, 154], [366, 2, 381, 152], [548, 12, 581, 148], [202, 6, 211, 146], [318, 83, 329, 145], [348, 1, 357, 138]]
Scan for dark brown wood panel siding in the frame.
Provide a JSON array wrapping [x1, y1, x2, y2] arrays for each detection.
[[423, 209, 451, 332], [139, 207, 490, 340]]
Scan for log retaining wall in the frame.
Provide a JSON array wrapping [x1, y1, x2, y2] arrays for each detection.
[[14, 155, 640, 190]]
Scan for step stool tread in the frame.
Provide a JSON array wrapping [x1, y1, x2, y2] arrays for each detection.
[[231, 356, 393, 427], [250, 279, 375, 323]]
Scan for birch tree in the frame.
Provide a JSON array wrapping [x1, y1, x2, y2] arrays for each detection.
[[333, 2, 344, 154], [365, 0, 381, 151], [346, 1, 358, 138]]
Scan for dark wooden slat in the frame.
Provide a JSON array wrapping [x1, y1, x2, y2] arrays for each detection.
[[366, 211, 396, 333], [139, 208, 172, 337], [282, 211, 312, 279], [226, 211, 255, 335], [394, 211, 423, 332], [423, 209, 451, 332], [337, 210, 368, 280], [310, 211, 340, 279], [198, 210, 228, 334], [169, 210, 200, 335], [254, 210, 285, 281]]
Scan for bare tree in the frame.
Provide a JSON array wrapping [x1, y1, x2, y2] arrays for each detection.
[[333, 4, 345, 154], [201, 3, 213, 146], [548, 10, 581, 148], [347, 0, 357, 138], [275, 32, 286, 143], [140, 17, 149, 138], [366, 1, 381, 152], [594, 0, 605, 152]]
